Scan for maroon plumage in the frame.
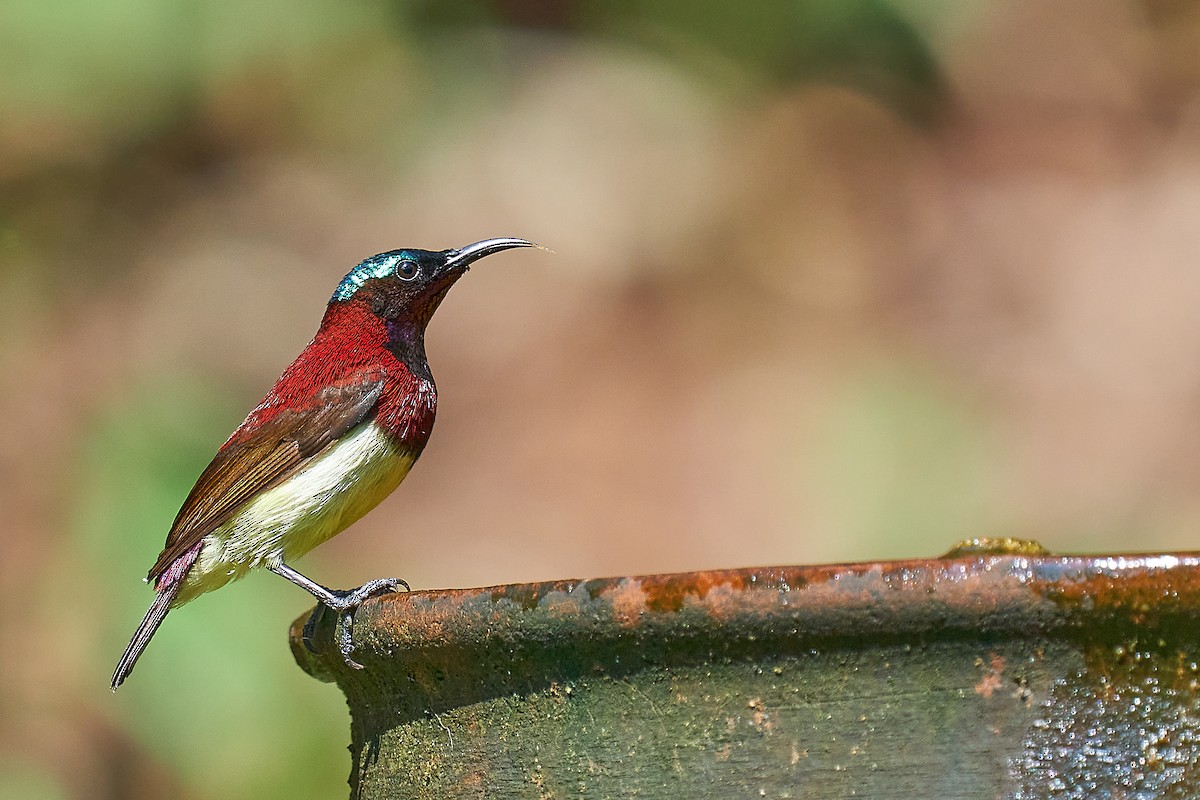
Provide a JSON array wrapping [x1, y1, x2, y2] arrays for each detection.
[[111, 238, 538, 690]]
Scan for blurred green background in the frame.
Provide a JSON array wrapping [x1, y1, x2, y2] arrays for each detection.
[[4, 0, 1200, 797]]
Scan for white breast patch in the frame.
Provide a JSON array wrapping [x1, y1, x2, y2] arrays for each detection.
[[179, 422, 415, 602]]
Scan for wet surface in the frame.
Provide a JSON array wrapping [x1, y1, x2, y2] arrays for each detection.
[[1012, 641, 1200, 800], [290, 546, 1200, 798]]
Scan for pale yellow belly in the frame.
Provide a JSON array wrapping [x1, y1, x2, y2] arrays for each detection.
[[177, 422, 415, 604]]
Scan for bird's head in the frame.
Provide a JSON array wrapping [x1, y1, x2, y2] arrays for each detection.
[[331, 237, 538, 328]]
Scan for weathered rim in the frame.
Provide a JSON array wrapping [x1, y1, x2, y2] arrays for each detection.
[[292, 544, 1200, 694]]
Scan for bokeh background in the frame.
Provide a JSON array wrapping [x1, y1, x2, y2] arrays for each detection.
[[4, 0, 1200, 797]]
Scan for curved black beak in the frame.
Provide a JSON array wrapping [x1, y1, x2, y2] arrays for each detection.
[[443, 238, 541, 271]]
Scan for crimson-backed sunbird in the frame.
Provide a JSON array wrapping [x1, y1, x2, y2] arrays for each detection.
[[111, 237, 538, 689]]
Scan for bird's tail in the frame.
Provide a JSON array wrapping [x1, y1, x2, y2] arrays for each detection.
[[111, 544, 201, 691], [110, 585, 178, 690]]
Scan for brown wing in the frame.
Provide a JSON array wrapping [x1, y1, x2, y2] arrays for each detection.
[[147, 379, 385, 580]]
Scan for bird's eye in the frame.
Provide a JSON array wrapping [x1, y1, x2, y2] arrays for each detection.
[[396, 259, 419, 280]]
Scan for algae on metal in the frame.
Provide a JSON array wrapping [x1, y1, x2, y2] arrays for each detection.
[[290, 546, 1200, 799]]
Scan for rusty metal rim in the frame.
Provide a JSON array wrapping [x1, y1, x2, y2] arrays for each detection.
[[292, 549, 1200, 684]]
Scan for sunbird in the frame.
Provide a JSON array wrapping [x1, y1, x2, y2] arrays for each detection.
[[112, 237, 539, 689]]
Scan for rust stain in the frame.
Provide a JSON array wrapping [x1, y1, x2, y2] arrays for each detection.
[[609, 579, 649, 627], [488, 579, 579, 610], [578, 568, 813, 617], [1027, 556, 1200, 619], [297, 548, 1200, 682], [636, 570, 756, 612], [973, 653, 1006, 698], [747, 697, 772, 731], [701, 576, 798, 622]]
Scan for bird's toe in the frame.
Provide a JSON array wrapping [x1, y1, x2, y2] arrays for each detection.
[[335, 611, 364, 670]]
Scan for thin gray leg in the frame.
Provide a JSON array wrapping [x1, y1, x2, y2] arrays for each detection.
[[267, 560, 410, 668], [267, 560, 409, 610]]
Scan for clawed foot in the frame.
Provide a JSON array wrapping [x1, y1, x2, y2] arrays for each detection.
[[324, 577, 410, 611], [301, 577, 410, 668]]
